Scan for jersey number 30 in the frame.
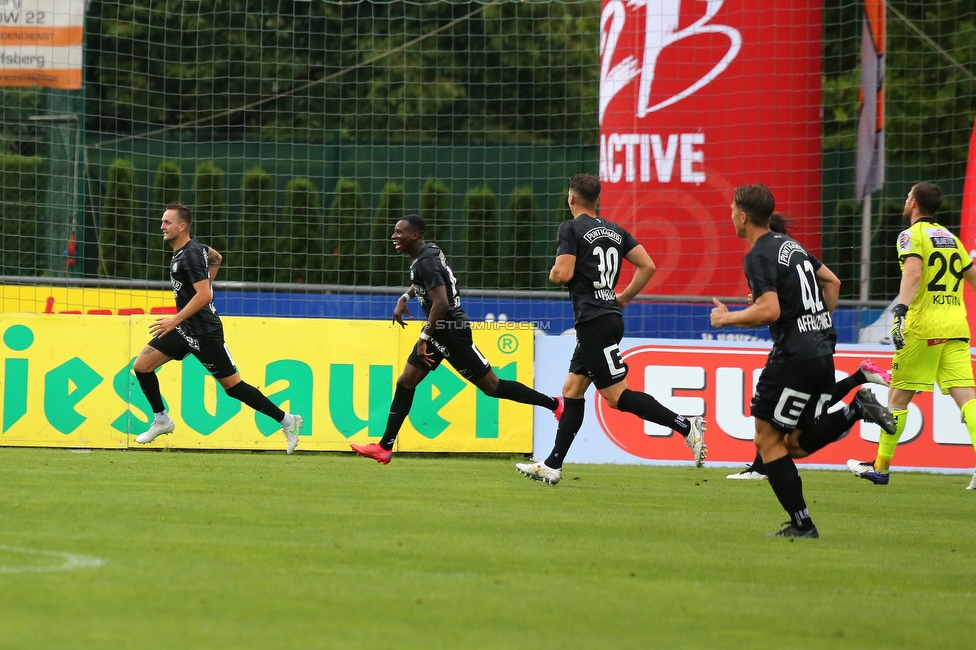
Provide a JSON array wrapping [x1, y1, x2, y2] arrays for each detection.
[[592, 246, 620, 290]]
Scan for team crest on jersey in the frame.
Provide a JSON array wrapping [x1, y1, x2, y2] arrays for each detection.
[[898, 231, 913, 252], [172, 262, 179, 273]]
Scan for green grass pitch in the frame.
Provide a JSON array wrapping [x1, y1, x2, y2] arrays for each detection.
[[1, 448, 973, 649]]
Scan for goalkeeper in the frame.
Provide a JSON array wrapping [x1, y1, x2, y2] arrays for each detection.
[[848, 183, 976, 490]]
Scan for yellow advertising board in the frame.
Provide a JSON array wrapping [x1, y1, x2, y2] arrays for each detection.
[[0, 315, 534, 453], [0, 285, 174, 315]]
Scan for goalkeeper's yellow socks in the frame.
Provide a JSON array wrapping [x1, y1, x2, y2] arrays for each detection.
[[875, 408, 908, 474], [961, 399, 976, 451]]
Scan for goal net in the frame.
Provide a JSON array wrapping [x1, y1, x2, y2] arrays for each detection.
[[1, 1, 974, 343]]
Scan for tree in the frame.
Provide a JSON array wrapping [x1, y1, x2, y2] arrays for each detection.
[[329, 178, 369, 285], [460, 185, 498, 289], [82, 0, 600, 144], [147, 160, 182, 282], [99, 158, 137, 279], [420, 177, 451, 242], [237, 166, 276, 283], [0, 155, 41, 276], [277, 177, 323, 285], [370, 181, 406, 286], [501, 186, 539, 289], [192, 161, 228, 258]]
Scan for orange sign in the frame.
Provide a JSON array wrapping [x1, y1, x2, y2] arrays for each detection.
[[0, 1, 85, 90]]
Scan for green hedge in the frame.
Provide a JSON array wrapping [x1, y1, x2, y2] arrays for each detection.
[[459, 186, 498, 289], [329, 178, 370, 286], [0, 155, 41, 276], [98, 158, 137, 279], [370, 181, 406, 286], [192, 161, 228, 256], [147, 160, 182, 281], [501, 186, 539, 289], [276, 177, 323, 285], [7, 160, 548, 288], [237, 166, 276, 283]]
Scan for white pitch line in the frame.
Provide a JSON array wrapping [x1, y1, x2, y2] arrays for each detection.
[[0, 545, 106, 574]]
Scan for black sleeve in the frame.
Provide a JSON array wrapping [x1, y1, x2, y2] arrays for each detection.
[[416, 257, 445, 291], [621, 228, 639, 256], [744, 250, 778, 297], [809, 254, 823, 273], [185, 243, 211, 284], [555, 220, 577, 256]]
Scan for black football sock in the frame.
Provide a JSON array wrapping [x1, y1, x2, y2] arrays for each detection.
[[492, 379, 559, 410], [225, 381, 286, 423], [135, 371, 166, 414], [749, 450, 765, 473], [379, 385, 415, 451], [616, 389, 691, 436], [828, 370, 866, 407], [764, 455, 814, 531], [796, 407, 858, 454], [544, 397, 585, 469]]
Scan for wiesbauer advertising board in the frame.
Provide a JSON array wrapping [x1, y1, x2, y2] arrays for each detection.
[[0, 315, 534, 452]]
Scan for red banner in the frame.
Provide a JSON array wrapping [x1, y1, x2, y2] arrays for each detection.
[[598, 1, 823, 297], [961, 118, 976, 340]]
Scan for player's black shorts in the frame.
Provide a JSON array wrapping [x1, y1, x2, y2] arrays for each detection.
[[148, 325, 238, 379], [406, 322, 492, 382], [751, 354, 835, 433], [568, 314, 627, 389]]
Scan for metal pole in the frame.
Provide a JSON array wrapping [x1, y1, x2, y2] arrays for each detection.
[[860, 192, 872, 302]]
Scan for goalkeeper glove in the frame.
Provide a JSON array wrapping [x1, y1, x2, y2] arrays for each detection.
[[891, 303, 908, 350]]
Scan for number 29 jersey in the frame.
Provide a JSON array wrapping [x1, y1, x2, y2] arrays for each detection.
[[896, 219, 974, 340], [745, 231, 836, 362], [556, 214, 639, 325]]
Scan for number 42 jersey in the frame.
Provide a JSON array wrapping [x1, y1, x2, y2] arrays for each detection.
[[897, 219, 974, 340], [744, 231, 836, 363], [556, 214, 639, 325]]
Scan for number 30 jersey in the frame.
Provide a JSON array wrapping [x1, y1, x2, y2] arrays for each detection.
[[897, 218, 974, 340], [556, 214, 639, 325], [744, 231, 836, 362]]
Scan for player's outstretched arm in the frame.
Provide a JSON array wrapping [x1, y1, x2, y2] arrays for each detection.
[[393, 288, 415, 328], [710, 291, 780, 329]]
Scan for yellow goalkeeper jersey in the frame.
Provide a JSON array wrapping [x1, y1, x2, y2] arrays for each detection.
[[896, 219, 974, 340]]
